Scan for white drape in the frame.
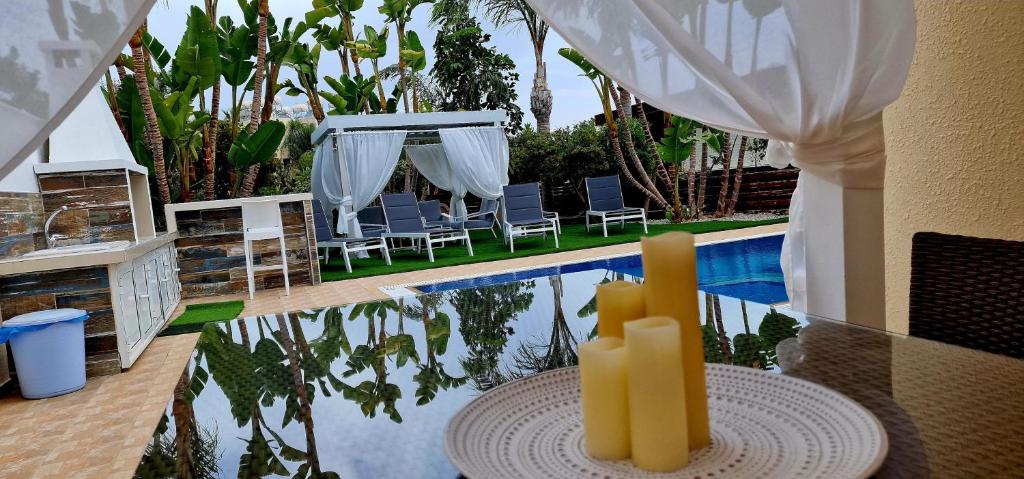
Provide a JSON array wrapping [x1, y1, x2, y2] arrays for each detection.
[[0, 0, 155, 180], [405, 143, 459, 213], [525, 0, 915, 308], [311, 131, 407, 236], [438, 127, 510, 220]]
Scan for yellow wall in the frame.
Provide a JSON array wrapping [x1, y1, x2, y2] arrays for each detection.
[[883, 0, 1024, 333]]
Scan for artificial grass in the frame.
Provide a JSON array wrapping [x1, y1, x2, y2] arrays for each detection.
[[161, 300, 245, 336], [321, 217, 787, 282]]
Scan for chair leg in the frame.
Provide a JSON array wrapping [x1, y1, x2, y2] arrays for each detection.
[[323, 246, 330, 264], [342, 244, 353, 273], [279, 235, 290, 296], [642, 211, 649, 234], [602, 219, 608, 237], [509, 233, 515, 253], [426, 239, 435, 262], [465, 233, 474, 256], [244, 239, 255, 300], [381, 241, 392, 266], [554, 227, 560, 248], [585, 214, 590, 232]]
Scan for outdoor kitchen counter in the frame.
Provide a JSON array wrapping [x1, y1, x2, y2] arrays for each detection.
[[163, 193, 321, 298], [0, 232, 178, 276]]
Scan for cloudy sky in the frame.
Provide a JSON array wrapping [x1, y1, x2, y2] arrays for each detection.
[[145, 1, 602, 129]]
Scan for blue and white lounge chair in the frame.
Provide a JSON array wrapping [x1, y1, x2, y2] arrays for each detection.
[[584, 175, 648, 237], [418, 200, 459, 229], [311, 200, 391, 273], [380, 193, 473, 262], [460, 198, 501, 237], [501, 183, 560, 253]]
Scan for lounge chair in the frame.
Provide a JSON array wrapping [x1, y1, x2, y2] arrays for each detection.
[[418, 200, 459, 229], [460, 198, 501, 237], [356, 206, 387, 238], [501, 183, 560, 253], [380, 193, 473, 262], [311, 200, 391, 273], [585, 175, 648, 237]]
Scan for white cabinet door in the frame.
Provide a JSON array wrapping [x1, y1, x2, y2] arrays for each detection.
[[156, 246, 179, 316], [118, 269, 142, 348], [133, 263, 154, 336], [144, 256, 163, 335]]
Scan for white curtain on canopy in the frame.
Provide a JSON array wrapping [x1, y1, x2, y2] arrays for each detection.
[[312, 131, 407, 236], [439, 127, 510, 220], [0, 0, 155, 179], [525, 0, 915, 309], [405, 143, 457, 208]]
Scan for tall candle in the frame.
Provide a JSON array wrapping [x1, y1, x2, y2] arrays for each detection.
[[596, 281, 646, 338], [624, 316, 689, 471], [579, 337, 631, 460], [640, 232, 710, 449]]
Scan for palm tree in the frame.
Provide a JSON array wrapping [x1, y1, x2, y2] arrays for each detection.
[[713, 131, 733, 217], [725, 135, 748, 216], [202, 0, 220, 200], [128, 27, 171, 204], [379, 0, 432, 113], [238, 0, 269, 198], [477, 0, 552, 133], [350, 25, 390, 101]]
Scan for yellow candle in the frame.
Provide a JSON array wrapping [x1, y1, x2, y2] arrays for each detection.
[[640, 232, 710, 450], [579, 337, 631, 460], [596, 281, 646, 338], [624, 316, 689, 471]]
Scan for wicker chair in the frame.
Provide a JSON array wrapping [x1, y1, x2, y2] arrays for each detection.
[[909, 232, 1024, 358]]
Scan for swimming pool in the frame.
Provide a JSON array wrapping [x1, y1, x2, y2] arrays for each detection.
[[417, 233, 788, 304]]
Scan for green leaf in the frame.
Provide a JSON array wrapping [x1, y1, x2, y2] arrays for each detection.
[[227, 120, 286, 169], [174, 6, 221, 90], [142, 32, 171, 70], [305, 5, 338, 25]]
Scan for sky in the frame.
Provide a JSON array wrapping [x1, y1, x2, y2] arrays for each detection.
[[145, 1, 603, 130]]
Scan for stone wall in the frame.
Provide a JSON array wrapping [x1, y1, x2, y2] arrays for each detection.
[[0, 192, 45, 259], [37, 170, 135, 245], [0, 266, 121, 377], [173, 200, 321, 298]]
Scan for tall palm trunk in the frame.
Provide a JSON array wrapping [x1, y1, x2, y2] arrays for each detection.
[[696, 133, 710, 218], [104, 70, 128, 140], [634, 101, 673, 192], [260, 62, 280, 123], [277, 314, 322, 476], [344, 15, 362, 77], [171, 369, 197, 479], [239, 0, 269, 198], [129, 29, 171, 204], [686, 146, 696, 218], [530, 54, 552, 134], [612, 85, 668, 209], [203, 0, 220, 201], [714, 132, 733, 217], [396, 23, 411, 113], [725, 136, 748, 216], [371, 60, 386, 104]]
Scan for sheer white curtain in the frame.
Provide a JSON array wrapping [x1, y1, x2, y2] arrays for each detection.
[[526, 0, 915, 309], [1, 0, 155, 179], [312, 131, 407, 236], [439, 127, 510, 220], [405, 143, 463, 214]]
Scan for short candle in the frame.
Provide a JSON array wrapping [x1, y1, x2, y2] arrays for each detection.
[[624, 316, 689, 472], [578, 337, 631, 460]]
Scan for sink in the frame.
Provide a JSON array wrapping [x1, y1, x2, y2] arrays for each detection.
[[21, 241, 131, 258]]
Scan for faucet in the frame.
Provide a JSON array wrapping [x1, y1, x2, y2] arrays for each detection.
[[44, 205, 70, 248]]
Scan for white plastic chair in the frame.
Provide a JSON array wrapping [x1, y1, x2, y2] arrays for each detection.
[[241, 199, 290, 300]]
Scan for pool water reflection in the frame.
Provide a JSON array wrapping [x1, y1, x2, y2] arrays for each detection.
[[135, 269, 802, 478]]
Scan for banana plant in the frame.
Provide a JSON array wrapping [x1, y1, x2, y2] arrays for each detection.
[[657, 115, 697, 221], [227, 119, 286, 195], [306, 0, 365, 77], [320, 74, 382, 115], [399, 30, 427, 110], [151, 76, 211, 201], [174, 6, 221, 91], [379, 0, 434, 112], [217, 15, 256, 139], [349, 25, 389, 101]]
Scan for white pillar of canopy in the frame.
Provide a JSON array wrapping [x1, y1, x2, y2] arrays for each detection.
[[525, 0, 915, 326]]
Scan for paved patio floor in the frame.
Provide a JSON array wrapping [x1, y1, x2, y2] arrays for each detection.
[[0, 223, 785, 478]]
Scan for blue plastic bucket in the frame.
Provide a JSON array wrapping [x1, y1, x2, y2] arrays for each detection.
[[0, 308, 89, 399]]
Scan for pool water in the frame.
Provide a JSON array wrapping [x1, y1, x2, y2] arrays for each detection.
[[419, 234, 788, 304]]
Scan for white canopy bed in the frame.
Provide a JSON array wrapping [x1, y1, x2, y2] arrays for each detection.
[[309, 110, 511, 238]]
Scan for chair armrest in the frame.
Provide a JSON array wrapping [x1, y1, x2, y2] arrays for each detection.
[[543, 211, 559, 220]]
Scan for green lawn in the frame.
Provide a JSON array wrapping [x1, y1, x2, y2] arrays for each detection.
[[160, 300, 245, 336], [320, 218, 787, 282]]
